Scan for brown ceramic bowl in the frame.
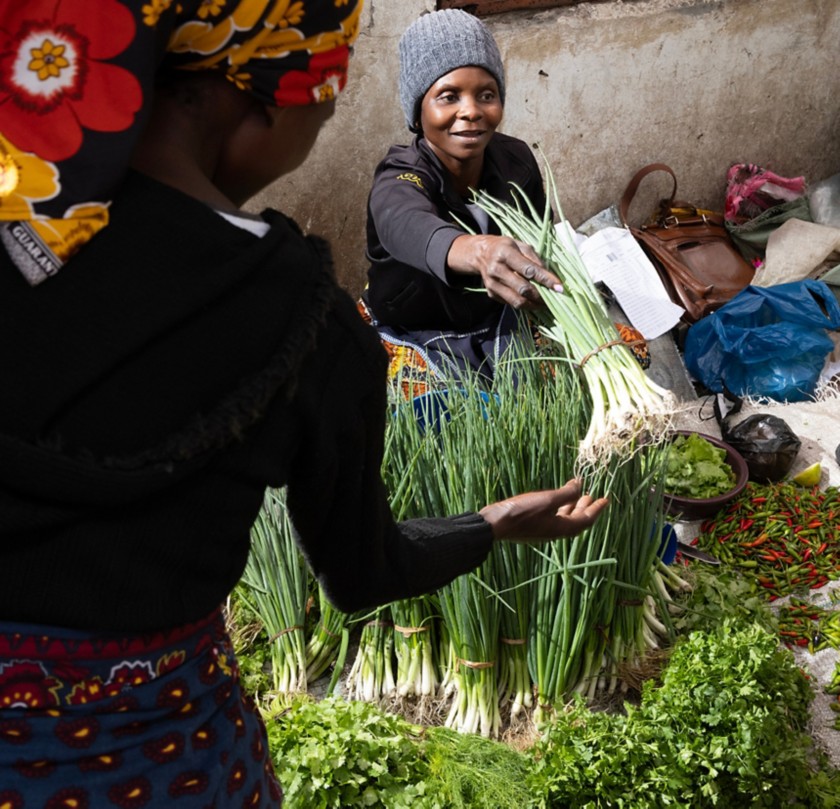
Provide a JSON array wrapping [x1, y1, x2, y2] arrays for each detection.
[[662, 431, 749, 522]]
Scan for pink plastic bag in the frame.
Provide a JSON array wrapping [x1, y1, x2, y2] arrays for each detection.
[[724, 163, 806, 224]]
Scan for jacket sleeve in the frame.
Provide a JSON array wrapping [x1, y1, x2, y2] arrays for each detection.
[[262, 290, 495, 613], [367, 161, 464, 285]]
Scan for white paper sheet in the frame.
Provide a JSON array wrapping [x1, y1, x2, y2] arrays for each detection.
[[563, 224, 685, 339]]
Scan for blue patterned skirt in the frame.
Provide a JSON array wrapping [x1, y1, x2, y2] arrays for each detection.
[[0, 609, 282, 807]]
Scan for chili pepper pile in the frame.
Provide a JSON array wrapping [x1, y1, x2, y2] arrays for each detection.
[[777, 598, 830, 649], [828, 661, 840, 728], [695, 482, 840, 601]]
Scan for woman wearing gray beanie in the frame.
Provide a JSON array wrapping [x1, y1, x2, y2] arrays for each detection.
[[360, 9, 562, 384]]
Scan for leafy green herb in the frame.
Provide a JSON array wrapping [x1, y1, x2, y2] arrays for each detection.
[[664, 433, 736, 499], [671, 565, 777, 637], [527, 621, 839, 808], [263, 696, 433, 809], [262, 695, 534, 809], [423, 726, 532, 809]]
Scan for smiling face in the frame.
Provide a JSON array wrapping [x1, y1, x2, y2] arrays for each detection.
[[419, 66, 503, 181]]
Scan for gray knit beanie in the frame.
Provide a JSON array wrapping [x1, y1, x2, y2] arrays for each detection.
[[399, 9, 505, 132]]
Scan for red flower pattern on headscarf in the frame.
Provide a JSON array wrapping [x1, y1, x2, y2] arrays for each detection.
[[274, 46, 349, 106], [0, 0, 142, 162]]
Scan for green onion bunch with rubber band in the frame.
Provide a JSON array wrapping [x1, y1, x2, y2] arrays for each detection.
[[468, 157, 677, 466]]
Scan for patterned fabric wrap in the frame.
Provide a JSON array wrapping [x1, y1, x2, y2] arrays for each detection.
[[356, 299, 651, 396], [0, 610, 283, 808], [0, 0, 363, 285], [357, 298, 434, 398]]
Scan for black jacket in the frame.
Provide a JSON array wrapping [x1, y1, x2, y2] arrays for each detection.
[[364, 133, 548, 332], [0, 171, 493, 632]]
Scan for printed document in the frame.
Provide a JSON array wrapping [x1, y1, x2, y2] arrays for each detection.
[[560, 224, 685, 339]]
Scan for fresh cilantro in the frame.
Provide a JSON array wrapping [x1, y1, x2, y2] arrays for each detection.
[[527, 621, 839, 808], [263, 696, 434, 809]]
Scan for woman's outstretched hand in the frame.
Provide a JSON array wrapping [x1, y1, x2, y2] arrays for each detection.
[[478, 479, 608, 542], [447, 234, 563, 309]]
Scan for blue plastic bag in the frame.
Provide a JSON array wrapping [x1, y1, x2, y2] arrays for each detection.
[[684, 280, 840, 402]]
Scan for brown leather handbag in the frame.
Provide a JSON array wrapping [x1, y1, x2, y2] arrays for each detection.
[[619, 163, 756, 324]]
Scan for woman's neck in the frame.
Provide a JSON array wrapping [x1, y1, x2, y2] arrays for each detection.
[[129, 82, 246, 212], [447, 157, 484, 198]]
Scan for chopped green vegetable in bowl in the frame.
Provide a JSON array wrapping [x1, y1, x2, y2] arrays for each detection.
[[665, 432, 736, 499], [662, 431, 749, 521]]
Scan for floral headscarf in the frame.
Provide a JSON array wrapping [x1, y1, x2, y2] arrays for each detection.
[[0, 0, 363, 285]]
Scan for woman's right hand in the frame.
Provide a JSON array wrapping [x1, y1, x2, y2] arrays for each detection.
[[446, 233, 563, 309], [478, 479, 608, 543]]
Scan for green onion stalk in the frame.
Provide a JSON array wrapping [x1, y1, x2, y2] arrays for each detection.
[[479, 356, 554, 722], [470, 167, 676, 466], [240, 488, 309, 694], [487, 344, 614, 718], [382, 364, 506, 736], [345, 608, 396, 702], [415, 371, 505, 737], [304, 583, 349, 682], [390, 596, 439, 699], [600, 446, 692, 692], [491, 542, 533, 721], [438, 563, 502, 738], [381, 397, 443, 706], [382, 392, 440, 699], [577, 448, 668, 700], [528, 530, 619, 720]]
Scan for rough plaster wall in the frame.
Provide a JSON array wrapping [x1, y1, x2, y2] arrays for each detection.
[[247, 0, 840, 297]]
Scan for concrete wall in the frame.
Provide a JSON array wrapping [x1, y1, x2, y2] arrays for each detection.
[[248, 0, 840, 297]]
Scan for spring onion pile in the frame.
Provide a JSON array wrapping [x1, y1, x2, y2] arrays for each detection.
[[237, 167, 686, 733], [237, 350, 681, 734]]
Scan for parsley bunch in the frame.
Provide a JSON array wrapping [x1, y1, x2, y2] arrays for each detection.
[[528, 620, 839, 807]]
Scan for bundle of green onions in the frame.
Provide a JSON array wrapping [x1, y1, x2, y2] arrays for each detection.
[[390, 596, 439, 700], [240, 488, 309, 694], [470, 170, 676, 464], [305, 583, 349, 683], [345, 608, 396, 702]]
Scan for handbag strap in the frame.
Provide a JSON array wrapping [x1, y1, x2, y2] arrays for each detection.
[[618, 163, 678, 226]]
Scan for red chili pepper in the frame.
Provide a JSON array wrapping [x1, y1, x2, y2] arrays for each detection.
[[817, 542, 828, 555], [742, 535, 768, 548]]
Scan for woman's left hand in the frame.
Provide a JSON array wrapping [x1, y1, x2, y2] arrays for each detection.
[[478, 479, 608, 542]]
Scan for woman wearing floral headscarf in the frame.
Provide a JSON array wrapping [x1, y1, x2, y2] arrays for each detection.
[[0, 2, 606, 804]]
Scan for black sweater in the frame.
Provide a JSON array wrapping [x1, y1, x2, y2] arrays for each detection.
[[0, 171, 493, 633], [364, 133, 548, 332]]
